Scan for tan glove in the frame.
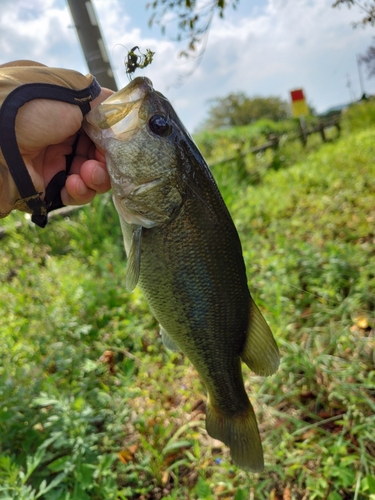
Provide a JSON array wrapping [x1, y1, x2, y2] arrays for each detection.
[[0, 60, 102, 227]]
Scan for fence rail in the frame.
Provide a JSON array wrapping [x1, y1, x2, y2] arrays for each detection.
[[0, 117, 341, 238], [299, 117, 341, 146], [210, 116, 341, 168]]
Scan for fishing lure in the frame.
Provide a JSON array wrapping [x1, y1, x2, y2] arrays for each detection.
[[125, 46, 155, 79]]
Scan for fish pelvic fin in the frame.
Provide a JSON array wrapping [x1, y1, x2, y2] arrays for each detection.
[[125, 224, 142, 292], [206, 399, 264, 472], [160, 326, 180, 352], [241, 297, 280, 376]]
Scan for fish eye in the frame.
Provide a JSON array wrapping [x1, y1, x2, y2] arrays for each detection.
[[148, 114, 172, 137]]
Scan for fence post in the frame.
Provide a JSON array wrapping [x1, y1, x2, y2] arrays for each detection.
[[319, 124, 326, 142], [299, 117, 308, 146], [268, 134, 279, 150], [335, 121, 341, 137], [235, 141, 247, 181]]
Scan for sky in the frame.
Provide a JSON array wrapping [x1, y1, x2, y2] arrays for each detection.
[[0, 0, 374, 131]]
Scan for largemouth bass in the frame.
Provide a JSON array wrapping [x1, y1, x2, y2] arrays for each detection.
[[84, 77, 279, 472]]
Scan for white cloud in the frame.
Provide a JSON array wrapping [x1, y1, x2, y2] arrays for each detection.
[[89, 0, 183, 91], [0, 0, 373, 130], [0, 0, 85, 69], [166, 0, 375, 128]]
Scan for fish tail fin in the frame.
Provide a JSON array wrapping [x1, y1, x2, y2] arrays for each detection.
[[241, 297, 280, 376], [206, 399, 264, 472]]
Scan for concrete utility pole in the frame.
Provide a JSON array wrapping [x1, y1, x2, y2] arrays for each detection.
[[67, 0, 118, 90]]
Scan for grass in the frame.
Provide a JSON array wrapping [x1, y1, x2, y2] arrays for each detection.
[[0, 101, 375, 499]]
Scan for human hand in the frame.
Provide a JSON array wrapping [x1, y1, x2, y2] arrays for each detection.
[[14, 87, 113, 208]]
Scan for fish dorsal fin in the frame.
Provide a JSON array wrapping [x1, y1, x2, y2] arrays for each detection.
[[160, 326, 180, 352], [241, 297, 280, 376], [125, 224, 142, 292]]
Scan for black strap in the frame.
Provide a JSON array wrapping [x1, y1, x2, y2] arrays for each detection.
[[0, 78, 101, 227], [31, 134, 80, 227]]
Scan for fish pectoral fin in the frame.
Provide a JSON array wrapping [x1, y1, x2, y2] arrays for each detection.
[[160, 326, 180, 352], [241, 297, 280, 376], [125, 225, 142, 292], [206, 399, 264, 472]]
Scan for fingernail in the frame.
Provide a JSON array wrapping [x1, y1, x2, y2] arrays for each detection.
[[77, 181, 88, 195], [92, 165, 107, 186]]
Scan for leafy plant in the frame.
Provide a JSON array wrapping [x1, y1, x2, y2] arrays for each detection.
[[1, 98, 375, 498]]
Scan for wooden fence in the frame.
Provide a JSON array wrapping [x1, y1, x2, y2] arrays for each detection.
[[210, 116, 341, 168], [0, 117, 341, 238], [298, 117, 341, 147]]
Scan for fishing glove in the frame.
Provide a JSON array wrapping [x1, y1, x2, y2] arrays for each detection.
[[0, 60, 101, 227]]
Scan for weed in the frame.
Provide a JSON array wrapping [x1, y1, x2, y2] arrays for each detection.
[[1, 101, 375, 498]]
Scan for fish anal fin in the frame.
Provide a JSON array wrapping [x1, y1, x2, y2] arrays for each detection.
[[125, 224, 142, 292], [241, 297, 280, 376], [206, 399, 264, 472], [160, 326, 180, 352]]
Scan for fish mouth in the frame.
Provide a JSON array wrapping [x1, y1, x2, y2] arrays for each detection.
[[84, 77, 155, 140], [103, 77, 154, 107]]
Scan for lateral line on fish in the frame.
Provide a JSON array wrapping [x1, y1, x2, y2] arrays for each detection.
[[184, 180, 216, 218]]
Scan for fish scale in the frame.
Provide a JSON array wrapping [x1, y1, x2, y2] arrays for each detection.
[[84, 76, 280, 472]]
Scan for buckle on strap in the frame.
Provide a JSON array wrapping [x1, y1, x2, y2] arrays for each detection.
[[0, 78, 101, 228]]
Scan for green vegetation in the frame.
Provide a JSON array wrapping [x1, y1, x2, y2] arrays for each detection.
[[202, 92, 290, 130], [1, 100, 375, 499]]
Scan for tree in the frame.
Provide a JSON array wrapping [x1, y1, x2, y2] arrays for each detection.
[[332, 1, 375, 78], [361, 39, 375, 77], [147, 0, 239, 55], [332, 0, 375, 27], [202, 92, 290, 129]]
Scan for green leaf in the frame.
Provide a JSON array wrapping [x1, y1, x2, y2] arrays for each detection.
[[47, 456, 71, 473], [336, 468, 356, 488], [77, 464, 95, 489], [328, 492, 343, 500], [362, 475, 375, 493], [34, 396, 58, 407], [38, 433, 63, 450], [72, 397, 86, 411], [235, 489, 249, 500], [162, 440, 192, 456], [195, 477, 212, 498]]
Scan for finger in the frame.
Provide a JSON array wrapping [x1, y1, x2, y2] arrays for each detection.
[[17, 100, 83, 153], [74, 131, 106, 161], [42, 141, 76, 185], [75, 131, 97, 158], [61, 173, 96, 206], [91, 87, 114, 108], [95, 149, 106, 163], [78, 159, 111, 194]]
